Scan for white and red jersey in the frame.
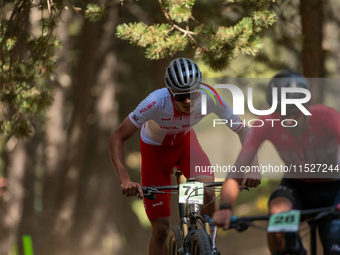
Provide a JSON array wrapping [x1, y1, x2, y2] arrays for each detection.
[[129, 87, 243, 146]]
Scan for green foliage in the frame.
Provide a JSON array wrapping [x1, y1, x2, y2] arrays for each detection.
[[163, 0, 195, 23], [0, 0, 58, 138], [116, 0, 277, 71], [5, 37, 17, 51], [116, 23, 189, 59], [1, 118, 32, 139], [85, 4, 107, 22], [253, 10, 276, 31], [0, 0, 107, 138]]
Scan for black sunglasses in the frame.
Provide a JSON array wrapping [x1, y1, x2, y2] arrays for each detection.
[[170, 90, 200, 102]]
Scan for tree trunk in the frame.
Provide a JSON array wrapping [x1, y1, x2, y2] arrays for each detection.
[[0, 4, 32, 254], [47, 1, 101, 254], [37, 6, 71, 255], [300, 0, 325, 104], [69, 2, 150, 253], [0, 140, 26, 255], [16, 133, 41, 255]]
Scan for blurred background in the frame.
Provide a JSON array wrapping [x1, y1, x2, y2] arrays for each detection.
[[1, 0, 340, 254]]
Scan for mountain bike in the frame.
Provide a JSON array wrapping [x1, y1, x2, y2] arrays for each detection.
[[213, 204, 340, 255], [142, 168, 250, 255]]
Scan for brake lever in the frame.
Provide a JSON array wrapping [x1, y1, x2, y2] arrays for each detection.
[[144, 193, 157, 200], [122, 189, 149, 200], [233, 222, 251, 232]]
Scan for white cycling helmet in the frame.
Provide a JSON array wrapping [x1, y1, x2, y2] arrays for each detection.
[[266, 70, 310, 113], [164, 58, 202, 91]]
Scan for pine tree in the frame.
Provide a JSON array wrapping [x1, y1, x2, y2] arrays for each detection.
[[116, 0, 276, 71], [0, 0, 107, 138], [1, 0, 275, 137]]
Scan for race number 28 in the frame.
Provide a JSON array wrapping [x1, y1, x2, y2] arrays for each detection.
[[267, 210, 301, 233]]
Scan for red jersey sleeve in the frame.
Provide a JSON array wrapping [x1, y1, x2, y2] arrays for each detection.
[[317, 105, 340, 144]]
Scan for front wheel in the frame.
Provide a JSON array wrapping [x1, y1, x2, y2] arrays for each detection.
[[169, 225, 183, 255], [190, 229, 213, 255]]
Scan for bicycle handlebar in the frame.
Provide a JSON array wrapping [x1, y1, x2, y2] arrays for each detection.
[[210, 203, 340, 231], [141, 182, 227, 200], [141, 182, 253, 200]]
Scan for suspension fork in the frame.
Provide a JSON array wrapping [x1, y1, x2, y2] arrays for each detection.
[[175, 170, 189, 240]]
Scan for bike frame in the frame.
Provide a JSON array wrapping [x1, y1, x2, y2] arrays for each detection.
[[142, 168, 225, 254], [173, 169, 216, 254]]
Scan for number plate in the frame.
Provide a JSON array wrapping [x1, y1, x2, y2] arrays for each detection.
[[178, 182, 204, 205], [267, 210, 301, 233]]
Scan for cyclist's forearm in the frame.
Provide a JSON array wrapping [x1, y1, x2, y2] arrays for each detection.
[[220, 178, 239, 208], [237, 127, 259, 167], [108, 117, 139, 184], [236, 126, 248, 146], [108, 134, 131, 184]]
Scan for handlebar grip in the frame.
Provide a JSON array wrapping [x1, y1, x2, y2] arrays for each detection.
[[230, 215, 238, 223], [122, 186, 147, 196], [209, 215, 239, 227], [242, 180, 261, 191]]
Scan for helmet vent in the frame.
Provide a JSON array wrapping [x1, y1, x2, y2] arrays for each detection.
[[164, 58, 202, 91]]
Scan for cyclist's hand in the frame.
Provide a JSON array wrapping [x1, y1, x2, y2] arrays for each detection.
[[121, 181, 144, 199], [240, 171, 261, 191], [213, 209, 233, 230]]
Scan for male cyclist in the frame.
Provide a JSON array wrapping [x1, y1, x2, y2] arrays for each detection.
[[213, 70, 340, 255], [109, 58, 259, 255]]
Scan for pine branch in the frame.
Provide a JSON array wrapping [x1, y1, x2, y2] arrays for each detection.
[[116, 0, 277, 70], [0, 0, 98, 138]]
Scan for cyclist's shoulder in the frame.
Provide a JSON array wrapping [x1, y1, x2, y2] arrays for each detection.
[[254, 112, 281, 125], [310, 104, 338, 114], [310, 104, 340, 121], [146, 88, 170, 99], [141, 88, 170, 106]]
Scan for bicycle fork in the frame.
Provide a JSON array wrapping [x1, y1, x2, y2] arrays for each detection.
[[182, 204, 214, 255], [280, 232, 307, 255], [174, 170, 213, 255]]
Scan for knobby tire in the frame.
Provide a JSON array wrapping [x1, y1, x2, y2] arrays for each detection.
[[190, 229, 213, 255], [169, 225, 182, 255]]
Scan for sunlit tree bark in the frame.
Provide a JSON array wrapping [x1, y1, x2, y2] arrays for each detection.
[[47, 1, 102, 254], [0, 140, 26, 255], [300, 0, 325, 103], [38, 7, 71, 255]]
